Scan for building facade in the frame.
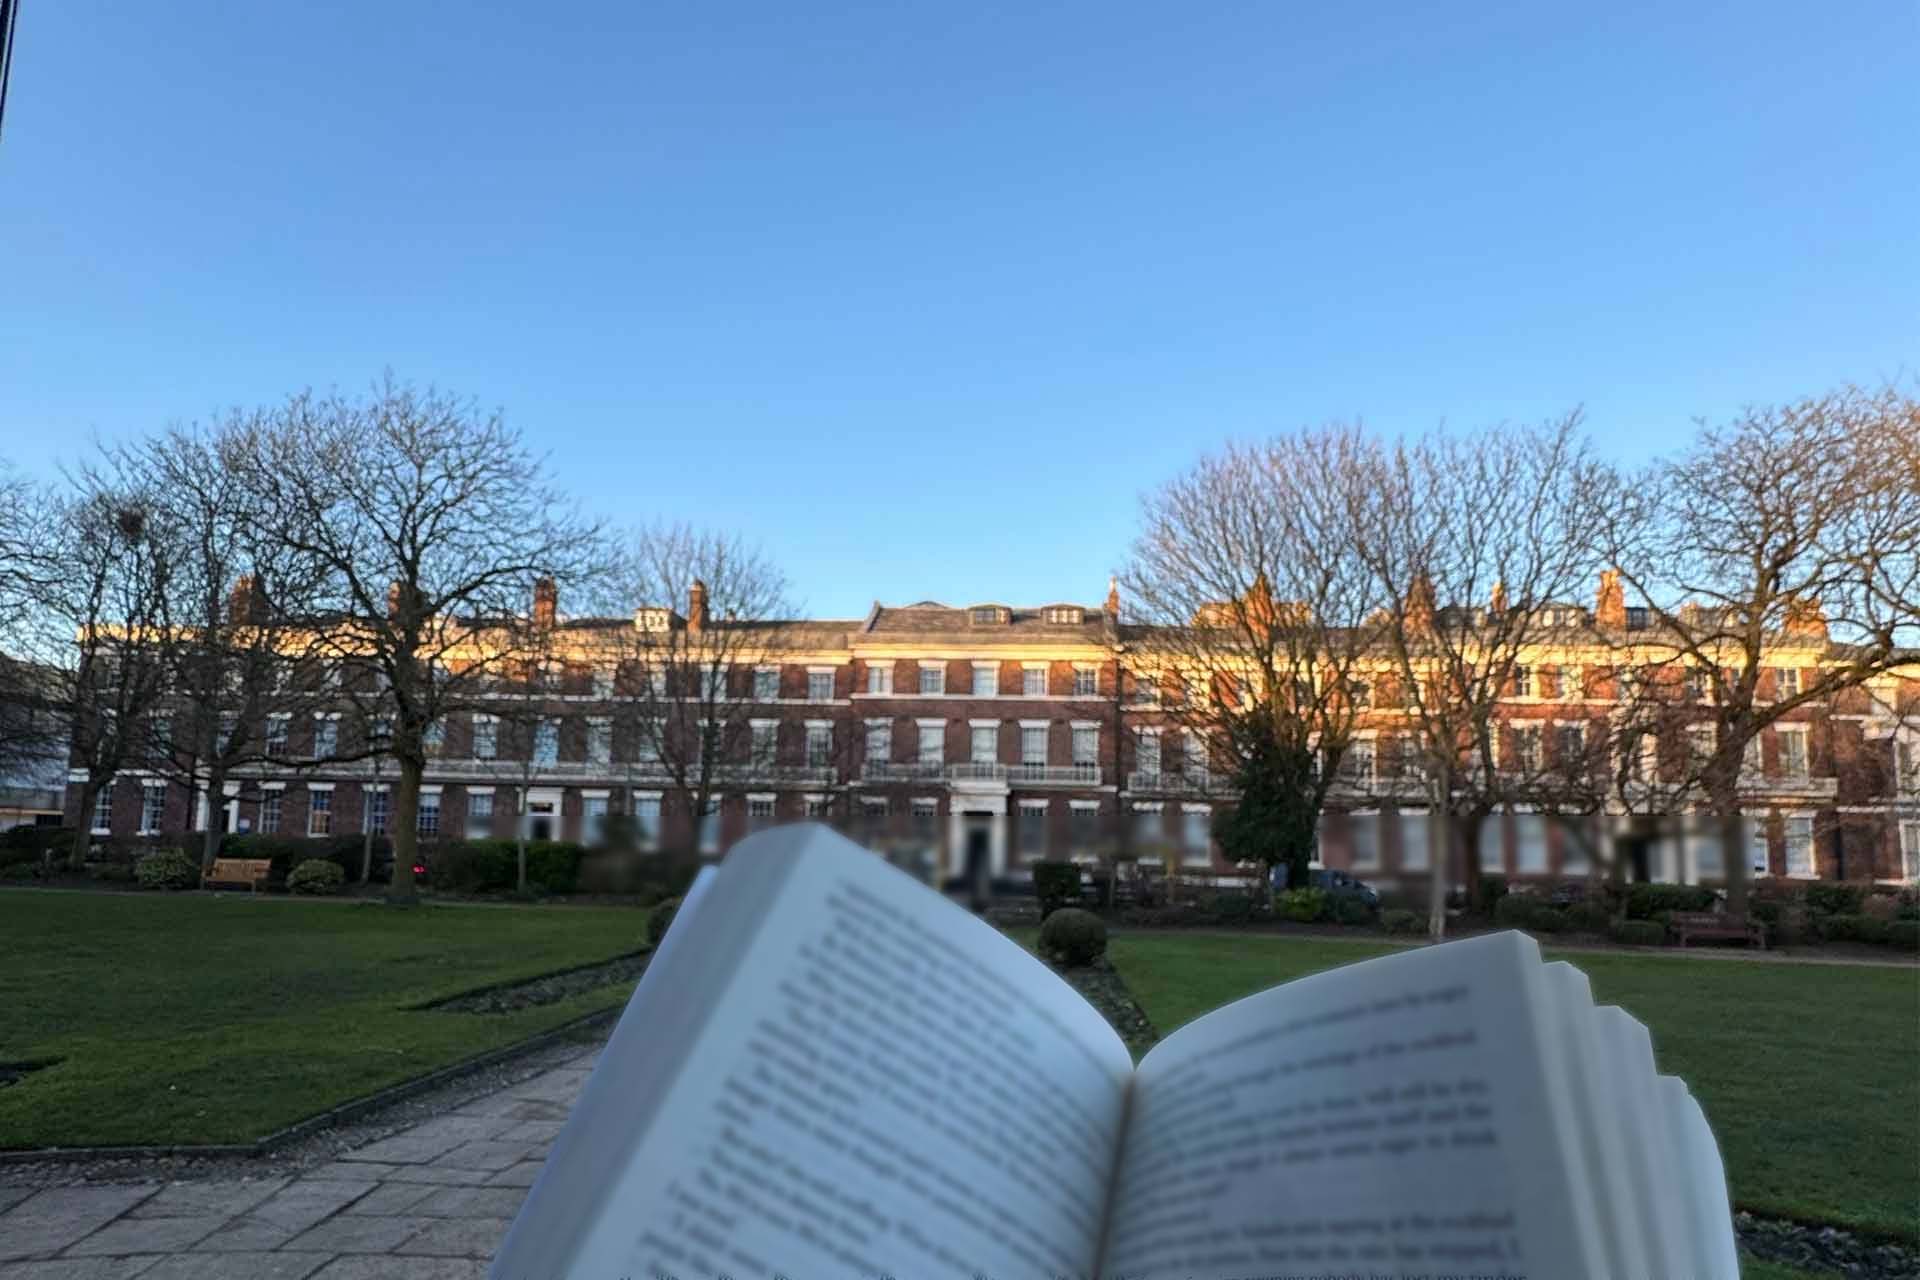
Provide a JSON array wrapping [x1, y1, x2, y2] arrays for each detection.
[[68, 577, 1920, 887]]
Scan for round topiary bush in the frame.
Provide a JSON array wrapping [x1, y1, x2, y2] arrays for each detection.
[[1038, 907, 1108, 967], [1379, 908, 1422, 935], [647, 896, 682, 948], [1278, 887, 1327, 923], [287, 858, 347, 896], [1886, 920, 1920, 952], [133, 848, 200, 891]]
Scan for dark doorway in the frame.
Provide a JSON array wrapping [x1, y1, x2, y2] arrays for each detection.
[[964, 817, 991, 911]]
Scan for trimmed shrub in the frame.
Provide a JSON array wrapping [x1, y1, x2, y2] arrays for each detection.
[[1477, 873, 1510, 917], [1564, 900, 1613, 934], [89, 861, 134, 883], [1862, 892, 1903, 922], [1804, 882, 1866, 918], [1624, 884, 1715, 920], [287, 858, 346, 896], [525, 842, 584, 895], [1329, 894, 1376, 926], [1380, 908, 1422, 935], [1495, 895, 1568, 934], [427, 840, 517, 893], [1278, 887, 1328, 923], [1818, 914, 1889, 945], [1609, 919, 1668, 947], [134, 849, 200, 891], [647, 896, 682, 948], [1038, 907, 1108, 967], [1, 861, 38, 881], [1769, 905, 1813, 948], [1886, 920, 1920, 952], [1032, 861, 1083, 920], [0, 825, 74, 865], [1206, 892, 1257, 922]]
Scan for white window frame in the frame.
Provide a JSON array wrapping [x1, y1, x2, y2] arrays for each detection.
[[918, 662, 946, 695], [1018, 800, 1049, 859], [806, 668, 836, 703], [366, 784, 390, 835], [1071, 666, 1099, 698], [265, 714, 290, 757], [311, 712, 339, 759], [916, 719, 945, 766], [1349, 809, 1381, 871], [258, 787, 282, 834], [971, 663, 999, 697], [750, 719, 779, 769], [532, 718, 560, 766], [1021, 664, 1048, 697], [753, 667, 781, 701], [1071, 723, 1099, 767], [416, 788, 441, 838], [1180, 803, 1212, 866], [866, 664, 893, 695], [139, 781, 166, 836], [587, 716, 612, 764], [307, 785, 334, 837], [968, 720, 998, 765], [1135, 726, 1162, 777], [1900, 819, 1920, 882], [697, 797, 722, 854], [1776, 725, 1810, 780], [632, 790, 663, 851], [582, 791, 610, 843], [473, 714, 498, 760], [1746, 810, 1772, 877], [805, 721, 833, 768], [746, 793, 776, 832], [466, 788, 494, 838], [865, 718, 892, 763], [1513, 809, 1549, 875], [1783, 812, 1816, 878], [1019, 721, 1049, 766]]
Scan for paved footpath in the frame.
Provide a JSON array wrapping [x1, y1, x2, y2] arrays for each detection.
[[0, 1049, 597, 1279]]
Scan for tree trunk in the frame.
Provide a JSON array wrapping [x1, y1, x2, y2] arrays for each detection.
[[1718, 806, 1748, 915], [360, 760, 380, 884], [200, 758, 226, 871], [71, 779, 100, 870], [1427, 765, 1451, 941], [516, 783, 528, 895], [387, 755, 422, 905]]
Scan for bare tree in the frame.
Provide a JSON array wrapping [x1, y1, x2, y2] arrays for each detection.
[[16, 469, 179, 867], [1347, 416, 1609, 937], [1602, 387, 1920, 914], [0, 462, 71, 789], [250, 377, 605, 904], [1124, 427, 1386, 903], [601, 523, 793, 855], [120, 417, 339, 870]]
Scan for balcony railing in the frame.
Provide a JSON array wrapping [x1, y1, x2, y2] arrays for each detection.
[[863, 760, 949, 782], [860, 761, 1104, 786], [1127, 770, 1221, 795]]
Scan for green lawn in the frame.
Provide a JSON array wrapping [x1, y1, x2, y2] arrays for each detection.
[[0, 889, 647, 1148], [1106, 932, 1920, 1243]]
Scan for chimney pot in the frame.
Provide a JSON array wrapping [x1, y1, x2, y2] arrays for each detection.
[[1595, 569, 1627, 629], [533, 577, 558, 629], [689, 579, 709, 632]]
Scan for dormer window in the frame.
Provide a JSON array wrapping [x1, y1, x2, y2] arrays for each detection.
[[1043, 605, 1084, 625], [968, 605, 1009, 626]]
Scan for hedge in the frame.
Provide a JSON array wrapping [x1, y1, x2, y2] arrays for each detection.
[[1494, 895, 1568, 934], [1609, 919, 1668, 947], [1031, 861, 1083, 920], [1624, 884, 1715, 920]]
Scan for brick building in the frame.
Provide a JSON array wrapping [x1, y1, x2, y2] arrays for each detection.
[[68, 576, 1920, 887]]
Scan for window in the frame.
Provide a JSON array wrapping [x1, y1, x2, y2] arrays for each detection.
[[1349, 813, 1379, 871], [1479, 816, 1503, 871], [1625, 605, 1650, 630], [804, 796, 829, 820], [259, 790, 281, 834], [1136, 731, 1161, 777], [308, 789, 332, 836], [423, 719, 445, 755], [367, 789, 389, 834], [265, 714, 289, 757], [1347, 679, 1371, 710], [145, 714, 172, 758], [533, 720, 559, 765], [140, 782, 166, 835], [1072, 667, 1098, 697], [312, 715, 337, 758], [1392, 737, 1421, 782], [1182, 807, 1211, 864], [1784, 815, 1815, 877], [917, 723, 945, 766], [467, 792, 493, 838], [806, 724, 832, 768], [861, 796, 890, 832], [970, 724, 997, 765], [1043, 606, 1082, 624], [972, 665, 998, 697], [1899, 741, 1919, 792], [632, 793, 661, 849], [1748, 816, 1771, 876], [635, 721, 660, 763], [752, 667, 781, 701], [584, 794, 609, 843], [747, 796, 775, 832], [1069, 803, 1099, 855], [1776, 667, 1801, 700], [1900, 820, 1920, 881], [919, 665, 945, 695], [697, 800, 720, 854], [1555, 723, 1585, 763], [1515, 813, 1548, 873], [751, 722, 778, 768], [1021, 724, 1048, 766], [593, 668, 614, 698], [1019, 803, 1048, 859], [1686, 823, 1723, 878], [1742, 732, 1762, 776], [969, 606, 1002, 625], [1512, 666, 1533, 698], [1688, 725, 1716, 768], [370, 716, 393, 750], [1686, 667, 1710, 702], [1022, 666, 1047, 696], [1130, 674, 1157, 704], [1777, 727, 1809, 779], [865, 720, 891, 763], [1401, 809, 1429, 871], [1133, 803, 1162, 848], [1345, 739, 1375, 786], [1071, 725, 1098, 767], [417, 792, 440, 837], [807, 670, 834, 702], [473, 716, 498, 760], [1508, 724, 1543, 773], [587, 718, 611, 764], [866, 664, 893, 695]]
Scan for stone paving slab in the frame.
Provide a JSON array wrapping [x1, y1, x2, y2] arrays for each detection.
[[0, 1048, 599, 1276]]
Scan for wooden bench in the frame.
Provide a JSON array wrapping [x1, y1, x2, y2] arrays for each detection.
[[1670, 911, 1766, 950], [205, 858, 273, 893]]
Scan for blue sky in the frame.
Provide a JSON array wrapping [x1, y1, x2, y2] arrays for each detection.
[[1, 2, 1913, 618]]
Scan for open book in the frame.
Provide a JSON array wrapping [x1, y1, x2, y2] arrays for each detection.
[[490, 824, 1737, 1280]]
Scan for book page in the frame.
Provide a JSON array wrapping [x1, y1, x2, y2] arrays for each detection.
[[1102, 931, 1605, 1280], [1541, 961, 1651, 1278], [495, 824, 1134, 1280], [1592, 1005, 1692, 1279], [1659, 1075, 1739, 1280]]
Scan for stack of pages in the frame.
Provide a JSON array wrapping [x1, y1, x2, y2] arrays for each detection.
[[491, 823, 1737, 1280]]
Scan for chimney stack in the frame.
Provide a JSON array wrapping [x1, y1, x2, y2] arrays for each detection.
[[1405, 573, 1436, 634], [1105, 575, 1120, 620], [688, 579, 709, 632], [1595, 569, 1627, 629], [229, 574, 267, 625], [387, 580, 406, 620], [533, 577, 558, 630], [1784, 597, 1829, 639], [1489, 580, 1508, 615]]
